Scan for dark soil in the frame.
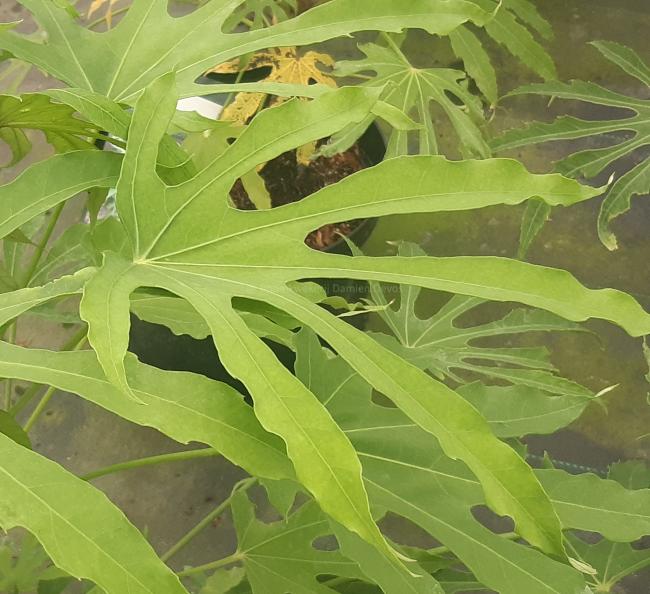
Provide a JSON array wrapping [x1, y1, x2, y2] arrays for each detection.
[[230, 142, 370, 250]]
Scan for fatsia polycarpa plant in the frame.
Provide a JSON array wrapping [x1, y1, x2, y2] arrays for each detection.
[[1, 1, 650, 591], [2, 72, 650, 591]]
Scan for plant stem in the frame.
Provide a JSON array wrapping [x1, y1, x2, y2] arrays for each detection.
[[176, 552, 244, 577], [163, 476, 256, 564], [2, 323, 17, 409], [23, 386, 56, 432], [221, 66, 248, 113], [21, 202, 65, 287], [9, 382, 41, 417], [82, 448, 220, 481], [10, 325, 89, 417]]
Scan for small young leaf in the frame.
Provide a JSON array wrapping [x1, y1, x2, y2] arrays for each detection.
[[334, 39, 490, 157], [0, 94, 97, 166]]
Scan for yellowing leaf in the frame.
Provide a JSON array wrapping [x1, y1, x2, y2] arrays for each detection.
[[87, 0, 120, 27], [210, 47, 337, 124]]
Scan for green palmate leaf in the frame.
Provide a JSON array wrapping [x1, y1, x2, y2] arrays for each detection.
[[224, 0, 298, 31], [331, 523, 445, 594], [567, 535, 650, 593], [230, 491, 365, 593], [2, 215, 45, 292], [0, 433, 188, 594], [293, 330, 586, 594], [0, 534, 66, 593], [537, 470, 650, 542], [609, 460, 650, 490], [0, 93, 98, 166], [333, 38, 490, 157], [41, 75, 650, 561], [197, 567, 246, 594], [476, 0, 556, 80], [518, 197, 552, 259], [448, 25, 498, 106], [435, 569, 485, 594], [29, 223, 92, 286], [450, 0, 555, 103], [492, 41, 650, 250], [297, 334, 650, 591], [0, 269, 93, 325], [0, 150, 121, 240], [457, 382, 593, 437], [364, 242, 593, 400], [44, 87, 198, 185], [0, 0, 491, 103], [0, 340, 292, 481], [80, 254, 141, 401]]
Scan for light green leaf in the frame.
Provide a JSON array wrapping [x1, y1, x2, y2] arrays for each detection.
[[296, 334, 650, 591], [363, 242, 593, 398], [608, 460, 650, 490], [293, 333, 586, 594], [478, 0, 556, 80], [229, 491, 364, 593], [504, 0, 554, 41], [0, 341, 293, 481], [334, 39, 490, 157], [449, 26, 498, 106], [332, 522, 445, 594], [492, 42, 650, 249], [260, 478, 302, 518], [80, 254, 140, 401], [567, 534, 650, 592], [590, 40, 650, 87], [130, 292, 212, 339], [223, 0, 298, 31], [0, 93, 97, 165], [0, 0, 491, 102], [537, 469, 650, 542], [30, 223, 92, 286], [0, 410, 31, 449], [80, 83, 404, 564], [45, 87, 197, 184], [0, 149, 121, 240], [518, 198, 551, 259], [457, 382, 593, 437], [0, 268, 93, 326], [0, 533, 66, 593], [598, 160, 650, 250], [198, 567, 246, 594], [0, 432, 188, 594]]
